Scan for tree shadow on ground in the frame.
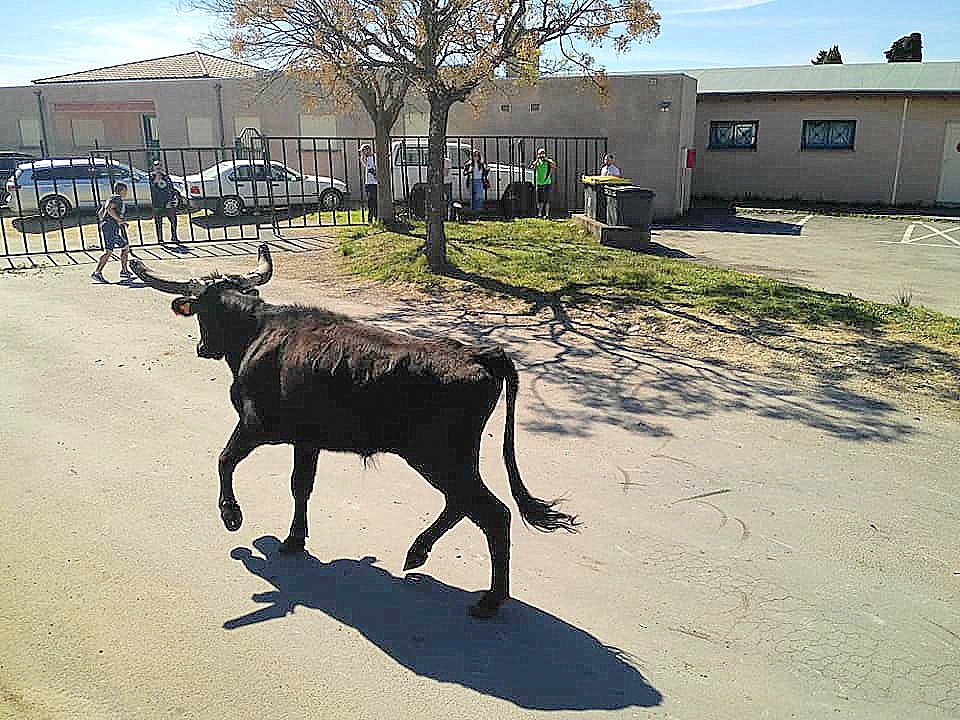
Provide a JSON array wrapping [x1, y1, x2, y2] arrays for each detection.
[[10, 207, 158, 235], [225, 536, 663, 712], [657, 208, 803, 235], [347, 263, 944, 443]]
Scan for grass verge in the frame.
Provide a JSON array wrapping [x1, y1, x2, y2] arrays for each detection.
[[338, 219, 960, 346]]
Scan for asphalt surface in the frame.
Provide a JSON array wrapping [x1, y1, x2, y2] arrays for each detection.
[[1, 246, 958, 719], [656, 209, 960, 317]]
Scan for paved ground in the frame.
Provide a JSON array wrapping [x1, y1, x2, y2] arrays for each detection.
[[0, 206, 362, 260], [7, 207, 960, 318], [1, 242, 958, 720], [656, 210, 960, 316]]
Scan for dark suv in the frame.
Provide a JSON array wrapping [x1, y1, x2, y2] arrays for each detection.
[[0, 152, 37, 205]]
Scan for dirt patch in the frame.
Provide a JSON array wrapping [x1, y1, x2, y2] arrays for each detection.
[[279, 239, 960, 422]]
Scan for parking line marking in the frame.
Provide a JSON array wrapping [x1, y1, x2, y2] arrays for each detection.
[[878, 240, 960, 249], [918, 223, 960, 246], [797, 214, 814, 227], [888, 222, 960, 248]]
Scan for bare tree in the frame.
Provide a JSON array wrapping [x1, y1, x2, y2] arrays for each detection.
[[202, 0, 660, 270], [193, 0, 411, 224], [354, 0, 661, 269]]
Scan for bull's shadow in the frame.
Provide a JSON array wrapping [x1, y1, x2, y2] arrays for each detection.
[[225, 535, 662, 711]]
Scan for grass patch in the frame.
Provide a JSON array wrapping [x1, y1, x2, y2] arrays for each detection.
[[337, 219, 960, 345]]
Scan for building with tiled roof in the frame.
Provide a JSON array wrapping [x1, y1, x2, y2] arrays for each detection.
[[1, 53, 959, 209], [32, 51, 262, 84]]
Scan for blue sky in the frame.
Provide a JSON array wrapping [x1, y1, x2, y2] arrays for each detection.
[[2, 0, 960, 87]]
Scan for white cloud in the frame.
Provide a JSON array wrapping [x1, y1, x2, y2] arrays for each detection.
[[656, 0, 777, 15]]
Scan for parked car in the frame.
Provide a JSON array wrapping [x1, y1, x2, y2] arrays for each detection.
[[0, 152, 37, 205], [5, 157, 187, 219], [392, 140, 536, 216], [184, 160, 348, 217]]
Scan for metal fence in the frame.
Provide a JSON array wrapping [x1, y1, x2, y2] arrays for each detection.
[[0, 133, 607, 258]]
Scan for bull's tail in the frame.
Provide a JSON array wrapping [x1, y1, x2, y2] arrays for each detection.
[[483, 348, 580, 533]]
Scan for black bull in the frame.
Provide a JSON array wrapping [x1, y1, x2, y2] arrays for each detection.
[[130, 245, 577, 618]]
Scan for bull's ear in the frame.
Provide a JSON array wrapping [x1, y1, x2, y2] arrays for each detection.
[[171, 297, 198, 316]]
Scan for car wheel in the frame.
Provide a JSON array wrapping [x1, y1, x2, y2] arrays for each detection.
[[40, 195, 71, 220], [218, 196, 244, 218], [319, 188, 343, 211]]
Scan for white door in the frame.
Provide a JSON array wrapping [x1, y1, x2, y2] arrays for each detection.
[[937, 122, 960, 205]]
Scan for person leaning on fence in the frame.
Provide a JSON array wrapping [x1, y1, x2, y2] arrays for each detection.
[[91, 182, 132, 283], [360, 144, 378, 223], [600, 153, 622, 177], [464, 149, 488, 213], [531, 147, 556, 218], [149, 160, 179, 244]]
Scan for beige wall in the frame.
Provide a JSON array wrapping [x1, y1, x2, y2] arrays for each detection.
[[445, 74, 696, 218], [0, 73, 695, 218], [693, 93, 960, 206], [0, 87, 47, 154], [896, 97, 960, 204]]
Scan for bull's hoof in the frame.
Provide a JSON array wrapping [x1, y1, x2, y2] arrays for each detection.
[[402, 544, 429, 572], [468, 593, 504, 619], [279, 536, 306, 555], [220, 502, 243, 532]]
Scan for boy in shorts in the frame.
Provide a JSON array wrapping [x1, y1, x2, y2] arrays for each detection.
[[91, 182, 132, 283], [530, 147, 556, 218]]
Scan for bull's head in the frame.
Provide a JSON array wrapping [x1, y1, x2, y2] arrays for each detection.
[[130, 244, 273, 360]]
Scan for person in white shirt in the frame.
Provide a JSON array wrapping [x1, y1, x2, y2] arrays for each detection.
[[360, 144, 378, 222], [600, 153, 622, 177], [443, 153, 453, 220]]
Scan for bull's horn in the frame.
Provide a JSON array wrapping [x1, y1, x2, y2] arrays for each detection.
[[240, 244, 273, 287], [129, 258, 204, 296]]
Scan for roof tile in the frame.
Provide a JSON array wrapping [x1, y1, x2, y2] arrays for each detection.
[[33, 51, 261, 84]]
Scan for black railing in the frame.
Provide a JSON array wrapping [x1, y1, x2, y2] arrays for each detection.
[[0, 134, 607, 257]]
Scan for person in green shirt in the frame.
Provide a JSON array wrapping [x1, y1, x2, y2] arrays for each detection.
[[530, 147, 556, 218]]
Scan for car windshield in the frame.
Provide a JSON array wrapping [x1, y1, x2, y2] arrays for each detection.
[[201, 163, 231, 179]]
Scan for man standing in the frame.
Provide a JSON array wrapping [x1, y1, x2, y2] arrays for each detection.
[[360, 144, 378, 223], [149, 160, 179, 244], [531, 147, 556, 219], [600, 153, 622, 177]]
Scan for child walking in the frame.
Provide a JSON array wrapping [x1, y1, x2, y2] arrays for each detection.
[[91, 182, 132, 283]]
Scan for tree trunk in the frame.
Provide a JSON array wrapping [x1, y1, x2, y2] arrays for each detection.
[[372, 113, 396, 225], [424, 97, 451, 272]]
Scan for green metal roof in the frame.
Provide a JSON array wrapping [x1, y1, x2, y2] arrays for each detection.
[[685, 62, 960, 95]]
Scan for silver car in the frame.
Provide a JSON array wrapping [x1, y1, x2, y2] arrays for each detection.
[[5, 158, 186, 219], [184, 160, 348, 217]]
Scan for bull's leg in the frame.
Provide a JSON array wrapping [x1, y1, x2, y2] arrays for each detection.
[[403, 501, 466, 571], [218, 422, 259, 532], [462, 480, 512, 619], [280, 445, 320, 555]]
